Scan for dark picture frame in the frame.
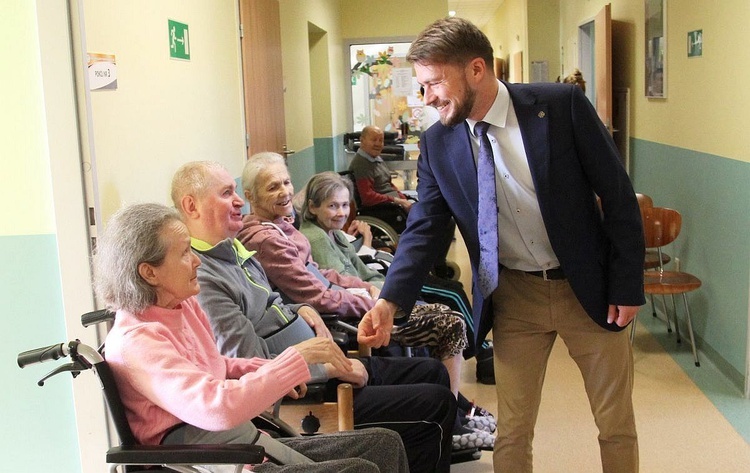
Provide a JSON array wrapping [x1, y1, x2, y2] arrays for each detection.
[[645, 0, 666, 98]]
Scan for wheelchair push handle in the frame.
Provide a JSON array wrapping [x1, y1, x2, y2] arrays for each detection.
[[17, 342, 70, 368]]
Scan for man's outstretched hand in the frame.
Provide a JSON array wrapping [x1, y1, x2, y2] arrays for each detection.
[[357, 298, 398, 348]]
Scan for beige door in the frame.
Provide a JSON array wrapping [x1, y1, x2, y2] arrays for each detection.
[[594, 3, 612, 134], [239, 0, 290, 157]]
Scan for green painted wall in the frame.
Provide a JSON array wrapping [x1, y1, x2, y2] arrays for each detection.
[[632, 139, 750, 387], [1, 235, 80, 472], [1, 3, 82, 470]]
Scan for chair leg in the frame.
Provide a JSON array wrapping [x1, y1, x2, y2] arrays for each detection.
[[651, 293, 673, 333], [670, 294, 681, 343], [681, 293, 701, 367], [662, 295, 673, 333]]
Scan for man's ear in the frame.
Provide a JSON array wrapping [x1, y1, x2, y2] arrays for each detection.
[[466, 57, 487, 84], [180, 195, 200, 219], [137, 262, 159, 287]]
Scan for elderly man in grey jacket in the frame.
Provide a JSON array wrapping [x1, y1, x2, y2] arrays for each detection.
[[171, 160, 464, 473]]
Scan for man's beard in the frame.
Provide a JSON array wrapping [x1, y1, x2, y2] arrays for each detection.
[[439, 86, 476, 127]]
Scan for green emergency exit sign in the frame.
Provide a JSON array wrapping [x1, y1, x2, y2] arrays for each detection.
[[687, 30, 702, 58], [168, 19, 190, 60]]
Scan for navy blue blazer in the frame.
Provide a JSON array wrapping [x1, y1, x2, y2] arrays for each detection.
[[381, 82, 645, 346]]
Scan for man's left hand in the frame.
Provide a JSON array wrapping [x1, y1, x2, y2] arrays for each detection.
[[607, 305, 639, 327]]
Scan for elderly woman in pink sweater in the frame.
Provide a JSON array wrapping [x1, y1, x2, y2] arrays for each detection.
[[94, 203, 407, 473]]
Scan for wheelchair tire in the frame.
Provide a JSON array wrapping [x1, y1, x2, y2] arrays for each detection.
[[357, 215, 399, 249]]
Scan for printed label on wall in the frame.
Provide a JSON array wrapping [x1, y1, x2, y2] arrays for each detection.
[[87, 53, 117, 90]]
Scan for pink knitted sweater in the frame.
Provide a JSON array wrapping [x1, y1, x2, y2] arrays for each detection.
[[105, 296, 310, 445]]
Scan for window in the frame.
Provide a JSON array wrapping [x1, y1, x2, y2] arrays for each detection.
[[348, 41, 433, 140]]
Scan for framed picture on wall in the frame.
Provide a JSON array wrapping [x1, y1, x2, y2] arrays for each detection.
[[645, 0, 666, 98]]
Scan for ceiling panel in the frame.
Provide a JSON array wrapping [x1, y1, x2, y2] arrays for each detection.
[[447, 0, 505, 28]]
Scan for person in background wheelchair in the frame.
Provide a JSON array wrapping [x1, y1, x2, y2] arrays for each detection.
[[93, 202, 408, 473], [171, 161, 458, 473], [348, 124, 458, 280], [348, 125, 413, 217]]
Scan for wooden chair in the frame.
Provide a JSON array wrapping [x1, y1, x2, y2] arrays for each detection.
[[636, 193, 672, 270], [639, 207, 702, 366], [630, 193, 674, 342]]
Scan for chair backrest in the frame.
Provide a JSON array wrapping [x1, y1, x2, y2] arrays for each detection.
[[97, 358, 141, 447], [642, 206, 682, 248], [82, 310, 142, 447], [636, 193, 654, 210]]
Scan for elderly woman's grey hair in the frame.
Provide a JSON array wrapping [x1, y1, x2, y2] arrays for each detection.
[[241, 152, 286, 202], [171, 160, 226, 209], [94, 203, 183, 313], [300, 172, 354, 222]]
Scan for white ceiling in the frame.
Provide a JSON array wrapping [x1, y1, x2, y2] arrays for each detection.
[[447, 0, 505, 28]]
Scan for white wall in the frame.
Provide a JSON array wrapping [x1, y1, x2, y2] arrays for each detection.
[[82, 0, 248, 223]]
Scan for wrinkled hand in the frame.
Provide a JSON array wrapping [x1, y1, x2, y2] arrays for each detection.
[[347, 220, 373, 247], [327, 358, 368, 388], [607, 304, 639, 327], [293, 338, 352, 374], [297, 305, 333, 341], [367, 285, 381, 300], [285, 383, 308, 400], [357, 299, 397, 348]]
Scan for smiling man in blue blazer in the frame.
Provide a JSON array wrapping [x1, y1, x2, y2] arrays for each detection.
[[358, 17, 645, 473]]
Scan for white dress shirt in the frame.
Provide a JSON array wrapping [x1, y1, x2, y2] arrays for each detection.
[[466, 81, 560, 272]]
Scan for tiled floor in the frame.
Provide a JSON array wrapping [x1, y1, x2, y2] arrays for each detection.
[[452, 320, 750, 472], [444, 233, 750, 472]]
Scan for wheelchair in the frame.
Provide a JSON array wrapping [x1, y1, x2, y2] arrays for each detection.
[[337, 169, 409, 252], [18, 338, 264, 473], [80, 309, 356, 438], [17, 307, 361, 473], [338, 164, 460, 281]]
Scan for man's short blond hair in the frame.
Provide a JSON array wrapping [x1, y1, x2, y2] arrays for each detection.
[[170, 161, 225, 210]]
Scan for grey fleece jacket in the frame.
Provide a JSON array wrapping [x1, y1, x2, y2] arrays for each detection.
[[191, 237, 328, 382]]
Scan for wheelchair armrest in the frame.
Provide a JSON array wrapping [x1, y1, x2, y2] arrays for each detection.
[[360, 202, 403, 212], [106, 443, 265, 465], [359, 255, 389, 273], [317, 312, 339, 323], [318, 312, 351, 350]]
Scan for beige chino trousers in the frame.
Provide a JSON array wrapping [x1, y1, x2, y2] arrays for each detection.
[[491, 269, 638, 473]]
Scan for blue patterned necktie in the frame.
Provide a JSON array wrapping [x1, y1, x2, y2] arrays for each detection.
[[475, 121, 499, 298]]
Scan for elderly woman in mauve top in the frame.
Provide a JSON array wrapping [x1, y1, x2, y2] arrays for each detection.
[[94, 202, 407, 473], [237, 153, 470, 397]]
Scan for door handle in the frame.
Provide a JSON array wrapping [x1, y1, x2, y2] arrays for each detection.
[[282, 145, 295, 156]]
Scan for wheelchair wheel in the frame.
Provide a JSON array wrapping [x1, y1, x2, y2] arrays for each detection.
[[357, 215, 399, 249]]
